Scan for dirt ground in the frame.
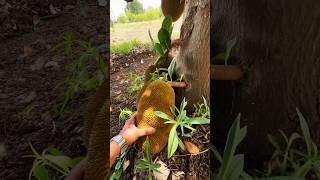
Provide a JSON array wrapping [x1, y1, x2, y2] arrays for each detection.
[[0, 0, 107, 179], [110, 48, 210, 179]]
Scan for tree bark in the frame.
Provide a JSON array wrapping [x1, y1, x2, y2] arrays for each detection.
[[212, 0, 320, 160], [176, 0, 210, 110]]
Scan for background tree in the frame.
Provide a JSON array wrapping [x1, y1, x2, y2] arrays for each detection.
[[211, 0, 320, 160], [125, 0, 144, 14]]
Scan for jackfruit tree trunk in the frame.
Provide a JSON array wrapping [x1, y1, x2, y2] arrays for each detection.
[[176, 0, 210, 109], [212, 0, 320, 160]]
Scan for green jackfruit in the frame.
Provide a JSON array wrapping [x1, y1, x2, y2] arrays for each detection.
[[161, 0, 185, 22], [136, 80, 175, 154]]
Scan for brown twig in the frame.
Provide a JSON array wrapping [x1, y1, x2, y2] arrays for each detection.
[[172, 149, 209, 157], [167, 81, 188, 87]]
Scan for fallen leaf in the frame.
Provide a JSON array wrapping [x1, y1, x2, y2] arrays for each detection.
[[184, 141, 200, 154], [172, 171, 185, 180], [23, 45, 33, 57], [44, 61, 59, 69], [153, 160, 170, 180], [123, 160, 130, 171]]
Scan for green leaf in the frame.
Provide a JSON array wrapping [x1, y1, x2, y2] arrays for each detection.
[[43, 155, 73, 171], [154, 111, 174, 121], [187, 117, 210, 125], [158, 28, 171, 50], [178, 138, 185, 151], [226, 154, 244, 180], [32, 164, 49, 180], [167, 125, 179, 158], [293, 160, 312, 178], [145, 137, 151, 161], [225, 38, 237, 65], [268, 134, 281, 151], [212, 52, 226, 64], [161, 16, 173, 36], [168, 58, 176, 81], [210, 144, 222, 164], [217, 114, 246, 180], [296, 107, 312, 156], [46, 147, 62, 156], [110, 169, 122, 180], [154, 43, 164, 56], [258, 177, 305, 180]]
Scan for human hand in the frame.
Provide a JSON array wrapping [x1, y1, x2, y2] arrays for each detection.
[[119, 113, 156, 145]]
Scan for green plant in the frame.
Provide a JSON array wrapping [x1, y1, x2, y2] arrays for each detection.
[[110, 150, 128, 180], [155, 97, 210, 158], [127, 72, 144, 97], [151, 16, 173, 59], [193, 96, 210, 118], [136, 137, 161, 180], [26, 143, 83, 180], [211, 110, 316, 180], [212, 38, 237, 65], [119, 107, 134, 122], [111, 39, 142, 54], [117, 8, 162, 23], [50, 33, 106, 117], [267, 108, 320, 178]]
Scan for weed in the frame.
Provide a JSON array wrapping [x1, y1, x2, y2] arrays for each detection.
[[26, 143, 84, 180], [136, 137, 161, 180], [50, 32, 106, 118], [111, 39, 142, 54], [110, 150, 128, 180], [127, 72, 144, 97], [155, 97, 210, 158], [211, 108, 319, 180], [212, 38, 237, 65], [119, 107, 134, 122]]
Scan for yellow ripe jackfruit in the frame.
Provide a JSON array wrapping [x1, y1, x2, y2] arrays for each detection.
[[161, 0, 185, 22], [136, 80, 175, 154]]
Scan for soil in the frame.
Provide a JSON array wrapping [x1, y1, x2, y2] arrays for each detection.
[[0, 0, 107, 179], [110, 48, 211, 179]]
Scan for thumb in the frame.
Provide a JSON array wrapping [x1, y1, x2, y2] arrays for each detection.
[[138, 128, 156, 137]]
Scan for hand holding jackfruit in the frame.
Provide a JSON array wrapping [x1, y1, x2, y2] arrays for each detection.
[[161, 0, 185, 22], [136, 80, 175, 154]]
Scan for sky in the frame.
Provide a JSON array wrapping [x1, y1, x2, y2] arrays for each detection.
[[110, 0, 161, 21]]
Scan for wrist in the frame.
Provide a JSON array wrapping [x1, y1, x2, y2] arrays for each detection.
[[110, 134, 128, 154]]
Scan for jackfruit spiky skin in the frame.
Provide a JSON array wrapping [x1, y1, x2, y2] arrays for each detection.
[[161, 0, 185, 22], [83, 79, 109, 180], [136, 80, 175, 154]]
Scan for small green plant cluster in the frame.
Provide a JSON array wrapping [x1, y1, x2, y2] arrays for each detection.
[[136, 137, 161, 180], [110, 150, 128, 180], [149, 59, 183, 82], [50, 32, 106, 117], [155, 97, 210, 158], [118, 107, 134, 122], [127, 72, 144, 97], [111, 39, 142, 54], [117, 8, 162, 23], [27, 143, 83, 180], [212, 38, 237, 65], [211, 108, 320, 180]]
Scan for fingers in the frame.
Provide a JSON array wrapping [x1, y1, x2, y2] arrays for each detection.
[[138, 128, 156, 137]]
